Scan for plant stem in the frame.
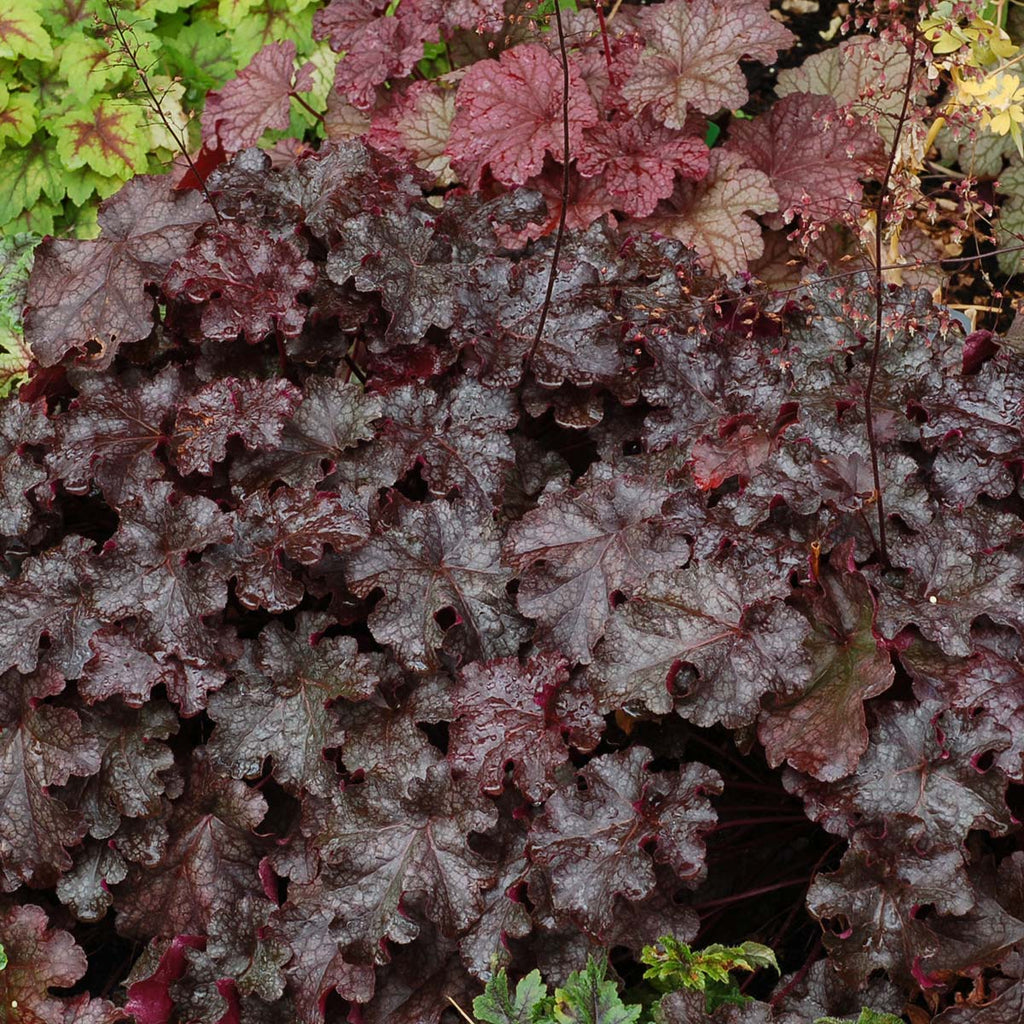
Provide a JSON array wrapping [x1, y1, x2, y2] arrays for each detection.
[[867, 25, 919, 566], [526, 0, 571, 372]]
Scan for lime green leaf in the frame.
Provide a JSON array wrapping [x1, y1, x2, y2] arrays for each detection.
[[39, 0, 98, 39], [0, 233, 39, 397], [0, 137, 65, 228], [0, 0, 53, 60], [0, 939, 6, 970], [54, 96, 148, 176], [474, 969, 547, 1024], [815, 1010, 905, 1024], [59, 31, 132, 102], [0, 93, 37, 146], [22, 58, 75, 117], [641, 938, 778, 1000], [217, 0, 258, 29], [995, 163, 1024, 275], [551, 957, 641, 1024], [229, 0, 314, 66], [160, 18, 235, 95]]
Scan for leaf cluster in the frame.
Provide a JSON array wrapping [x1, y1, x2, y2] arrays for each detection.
[[3, 2, 1024, 1023], [0, 0, 325, 238]]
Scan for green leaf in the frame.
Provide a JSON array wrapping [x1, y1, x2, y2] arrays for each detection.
[[550, 957, 641, 1024], [22, 58, 75, 117], [641, 938, 778, 1000], [0, 92, 37, 146], [0, 136, 65, 229], [995, 163, 1024, 276], [39, 0, 99, 39], [217, 0, 259, 29], [58, 31, 133, 103], [0, 233, 39, 398], [0, 940, 6, 970], [54, 96, 148, 176], [814, 1011, 905, 1024], [474, 968, 548, 1024], [160, 18, 235, 95], [0, 0, 53, 60], [229, 0, 314, 66]]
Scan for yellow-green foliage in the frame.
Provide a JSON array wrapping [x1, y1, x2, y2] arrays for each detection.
[[0, 0, 324, 238]]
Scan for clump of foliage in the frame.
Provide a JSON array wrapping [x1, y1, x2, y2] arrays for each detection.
[[3, 0, 1024, 1022], [0, 0, 327, 237], [470, 943, 901, 1024]]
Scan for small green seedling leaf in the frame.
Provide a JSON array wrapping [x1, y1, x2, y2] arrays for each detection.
[[473, 968, 547, 1024], [0, 940, 7, 970], [549, 956, 641, 1024], [814, 1010, 904, 1024], [641, 938, 778, 1011]]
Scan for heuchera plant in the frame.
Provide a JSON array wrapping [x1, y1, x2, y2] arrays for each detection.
[[3, 0, 1024, 1022]]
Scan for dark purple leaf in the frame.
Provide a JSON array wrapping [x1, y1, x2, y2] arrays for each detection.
[[170, 377, 301, 476], [0, 903, 125, 1023], [589, 558, 810, 726], [224, 485, 368, 612], [786, 700, 1013, 843], [758, 548, 894, 781], [449, 652, 601, 803], [113, 749, 267, 938], [300, 763, 498, 956], [0, 661, 101, 887], [504, 476, 691, 663], [528, 746, 721, 934], [25, 176, 211, 367], [346, 496, 527, 672], [207, 614, 378, 795], [164, 223, 316, 342]]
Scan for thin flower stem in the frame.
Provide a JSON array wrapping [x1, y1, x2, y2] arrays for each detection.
[[868, 25, 919, 566], [526, 0, 571, 372], [291, 91, 325, 125], [104, 0, 221, 220]]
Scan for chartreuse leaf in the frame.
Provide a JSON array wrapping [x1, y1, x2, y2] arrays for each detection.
[[474, 968, 547, 1024], [54, 96, 148, 177], [0, 233, 37, 397], [815, 1012, 904, 1024], [0, 92, 36, 146], [0, 0, 53, 61], [641, 937, 778, 1011], [229, 0, 315, 66], [218, 0, 259, 30], [0, 137, 65, 230], [550, 956, 641, 1024], [58, 32, 134, 103], [0, 940, 6, 970], [160, 19, 236, 96]]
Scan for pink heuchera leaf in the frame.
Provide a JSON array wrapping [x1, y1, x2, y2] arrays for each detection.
[[635, 148, 777, 276], [24, 176, 211, 368], [202, 41, 315, 153], [621, 0, 794, 128], [576, 112, 709, 218], [729, 92, 884, 227], [447, 43, 599, 189], [366, 81, 457, 186], [315, 0, 440, 110]]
